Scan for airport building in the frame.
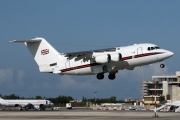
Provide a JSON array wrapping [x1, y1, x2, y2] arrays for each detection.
[[142, 71, 180, 105]]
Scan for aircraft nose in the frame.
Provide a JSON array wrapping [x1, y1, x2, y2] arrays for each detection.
[[167, 51, 174, 57]]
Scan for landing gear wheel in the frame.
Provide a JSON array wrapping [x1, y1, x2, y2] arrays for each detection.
[[108, 74, 116, 80], [96, 73, 104, 80], [25, 107, 28, 110], [160, 64, 165, 68], [40, 105, 46, 110]]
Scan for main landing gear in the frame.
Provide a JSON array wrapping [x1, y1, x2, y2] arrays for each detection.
[[108, 73, 116, 80], [96, 73, 104, 80], [96, 73, 116, 80]]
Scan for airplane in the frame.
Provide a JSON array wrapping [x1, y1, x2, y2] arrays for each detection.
[[0, 97, 54, 110], [156, 100, 180, 113], [10, 37, 174, 80]]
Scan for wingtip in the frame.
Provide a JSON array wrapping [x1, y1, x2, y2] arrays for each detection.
[[9, 40, 14, 42], [9, 40, 15, 43]]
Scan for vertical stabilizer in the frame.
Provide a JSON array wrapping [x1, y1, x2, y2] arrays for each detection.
[[10, 38, 62, 72]]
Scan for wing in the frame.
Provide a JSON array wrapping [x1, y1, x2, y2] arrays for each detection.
[[63, 47, 116, 58]]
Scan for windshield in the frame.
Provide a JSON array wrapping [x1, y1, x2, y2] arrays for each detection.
[[147, 46, 161, 51]]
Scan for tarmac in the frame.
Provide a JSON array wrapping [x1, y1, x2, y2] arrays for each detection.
[[0, 108, 180, 120]]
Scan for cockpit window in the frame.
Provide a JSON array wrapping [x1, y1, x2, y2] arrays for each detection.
[[155, 46, 161, 49], [151, 47, 155, 50], [148, 47, 151, 51], [147, 46, 161, 51]]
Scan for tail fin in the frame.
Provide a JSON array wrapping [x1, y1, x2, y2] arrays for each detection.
[[10, 38, 62, 72]]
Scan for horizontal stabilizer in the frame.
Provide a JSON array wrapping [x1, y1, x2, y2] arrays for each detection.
[[10, 39, 42, 43]]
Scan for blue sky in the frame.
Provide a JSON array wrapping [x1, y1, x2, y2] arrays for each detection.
[[0, 0, 179, 100]]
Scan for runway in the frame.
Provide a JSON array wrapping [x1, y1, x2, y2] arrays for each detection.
[[0, 108, 180, 120]]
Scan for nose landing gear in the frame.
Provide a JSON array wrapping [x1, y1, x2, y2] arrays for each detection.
[[160, 64, 165, 68]]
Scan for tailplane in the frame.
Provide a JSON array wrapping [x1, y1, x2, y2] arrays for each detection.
[[10, 38, 62, 72]]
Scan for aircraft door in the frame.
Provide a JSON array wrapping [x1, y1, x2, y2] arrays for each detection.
[[65, 61, 71, 68], [65, 60, 76, 70], [65, 60, 77, 74], [137, 47, 143, 55]]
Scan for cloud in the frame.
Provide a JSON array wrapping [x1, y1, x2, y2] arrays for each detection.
[[132, 63, 169, 81], [117, 63, 169, 81], [146, 63, 169, 76], [16, 70, 25, 87], [0, 63, 170, 99], [57, 75, 94, 90], [0, 68, 26, 88], [112, 63, 170, 99], [27, 80, 50, 91], [0, 68, 13, 85], [56, 64, 164, 91]]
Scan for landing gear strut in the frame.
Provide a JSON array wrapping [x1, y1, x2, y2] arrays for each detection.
[[160, 64, 165, 68], [96, 73, 104, 80], [108, 73, 116, 80]]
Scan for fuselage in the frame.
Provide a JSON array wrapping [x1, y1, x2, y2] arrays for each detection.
[[57, 43, 173, 75], [166, 100, 180, 106], [0, 99, 54, 107]]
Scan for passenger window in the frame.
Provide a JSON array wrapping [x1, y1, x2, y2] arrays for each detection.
[[148, 47, 150, 51]]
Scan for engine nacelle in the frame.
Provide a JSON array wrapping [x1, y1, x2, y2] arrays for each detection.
[[95, 54, 111, 63], [110, 53, 122, 62], [34, 105, 40, 110], [94, 53, 122, 63]]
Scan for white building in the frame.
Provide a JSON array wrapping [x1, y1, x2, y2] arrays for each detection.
[[142, 71, 180, 105]]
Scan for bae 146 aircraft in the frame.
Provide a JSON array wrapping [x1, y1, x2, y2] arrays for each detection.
[[0, 97, 54, 110], [10, 38, 174, 80]]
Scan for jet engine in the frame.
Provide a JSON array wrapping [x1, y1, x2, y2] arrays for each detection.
[[95, 54, 111, 63], [34, 105, 40, 110], [110, 53, 122, 62], [94, 53, 122, 63]]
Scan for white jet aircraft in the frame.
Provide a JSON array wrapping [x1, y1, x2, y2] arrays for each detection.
[[156, 100, 180, 112], [10, 37, 174, 80], [0, 97, 54, 110]]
